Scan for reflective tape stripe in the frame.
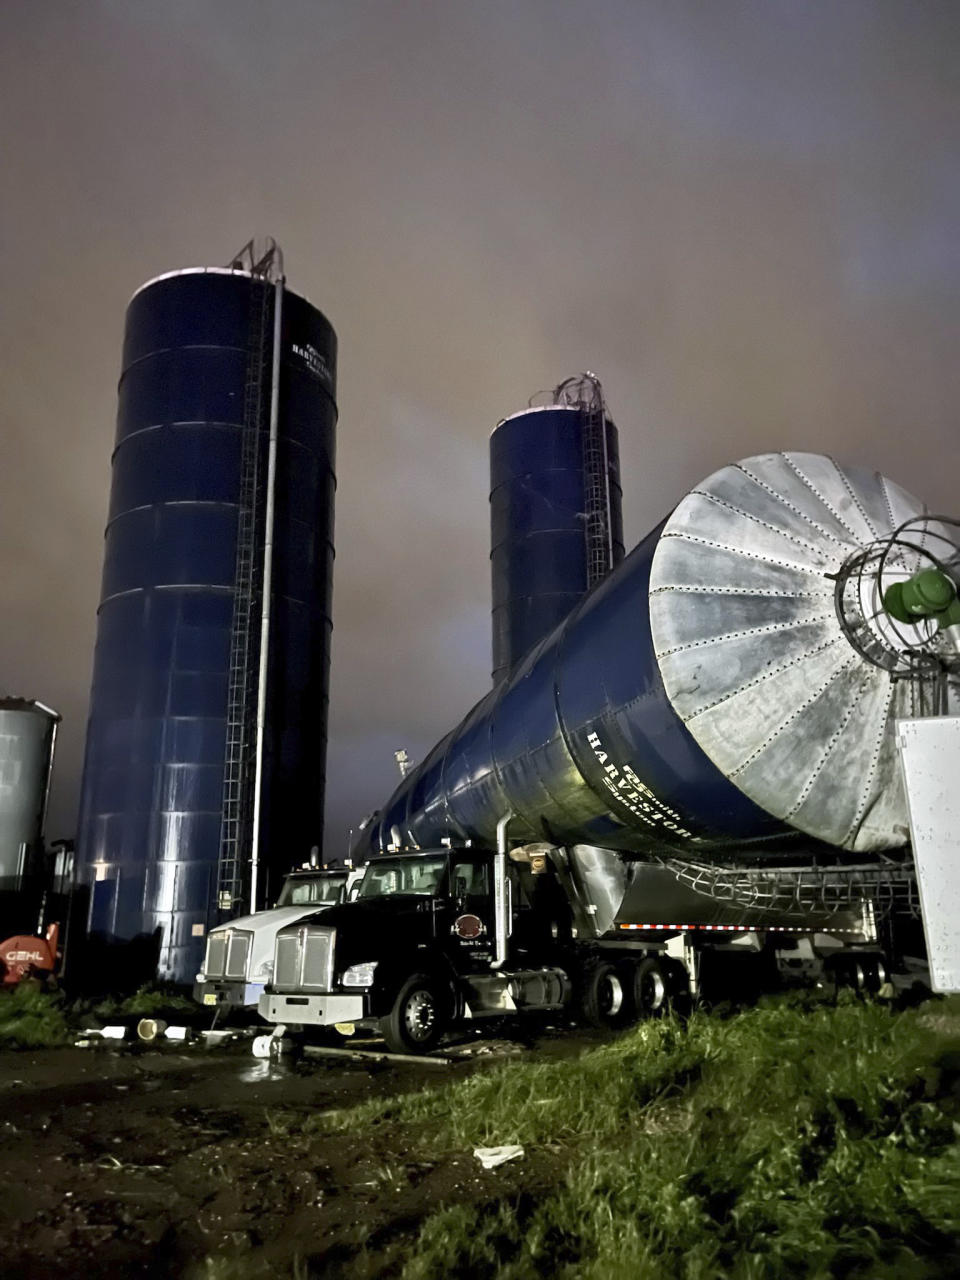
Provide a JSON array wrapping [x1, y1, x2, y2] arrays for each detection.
[[618, 922, 860, 934]]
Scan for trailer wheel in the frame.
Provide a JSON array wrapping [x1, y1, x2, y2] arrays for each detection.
[[380, 974, 448, 1054], [869, 956, 889, 992], [632, 958, 668, 1017], [578, 959, 630, 1029], [829, 953, 887, 997], [847, 954, 888, 995], [857, 955, 888, 993]]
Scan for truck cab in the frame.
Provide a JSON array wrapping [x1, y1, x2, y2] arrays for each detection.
[[194, 866, 362, 1011], [259, 845, 586, 1052]]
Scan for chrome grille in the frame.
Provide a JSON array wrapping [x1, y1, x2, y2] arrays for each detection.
[[274, 931, 301, 991], [204, 931, 227, 979], [271, 925, 336, 992], [225, 929, 252, 980], [301, 928, 335, 991]]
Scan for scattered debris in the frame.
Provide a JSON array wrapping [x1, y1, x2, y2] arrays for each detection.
[[440, 1040, 524, 1060], [473, 1144, 524, 1170], [201, 1029, 237, 1045], [137, 1019, 196, 1042], [302, 1043, 453, 1067], [95, 1154, 166, 1173], [136, 1018, 167, 1041]]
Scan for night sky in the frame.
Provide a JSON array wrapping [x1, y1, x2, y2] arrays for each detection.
[[2, 1, 958, 860]]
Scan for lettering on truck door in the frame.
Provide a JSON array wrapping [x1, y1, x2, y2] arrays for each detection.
[[447, 856, 495, 967]]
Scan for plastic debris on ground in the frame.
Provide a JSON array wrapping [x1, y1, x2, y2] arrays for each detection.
[[473, 1144, 524, 1170], [136, 1018, 167, 1041]]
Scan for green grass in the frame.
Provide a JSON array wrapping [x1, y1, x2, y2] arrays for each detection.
[[0, 982, 71, 1048], [4, 981, 959, 1275], [316, 993, 960, 1278], [110, 983, 197, 1018]]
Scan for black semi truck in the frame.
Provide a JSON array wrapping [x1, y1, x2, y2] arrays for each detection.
[[257, 829, 884, 1054]]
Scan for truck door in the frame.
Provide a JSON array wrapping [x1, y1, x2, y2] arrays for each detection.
[[446, 855, 495, 969]]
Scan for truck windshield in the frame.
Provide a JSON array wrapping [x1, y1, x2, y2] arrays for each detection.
[[357, 856, 447, 899], [276, 875, 347, 907]]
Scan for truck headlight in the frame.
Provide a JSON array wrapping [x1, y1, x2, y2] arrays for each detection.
[[254, 960, 274, 980], [342, 961, 378, 988]]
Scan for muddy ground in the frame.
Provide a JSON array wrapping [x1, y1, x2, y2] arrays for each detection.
[[0, 1023, 600, 1278]]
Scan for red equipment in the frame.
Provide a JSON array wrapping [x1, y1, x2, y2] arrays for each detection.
[[0, 923, 59, 986]]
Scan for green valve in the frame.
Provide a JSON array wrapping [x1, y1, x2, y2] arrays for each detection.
[[883, 567, 960, 631]]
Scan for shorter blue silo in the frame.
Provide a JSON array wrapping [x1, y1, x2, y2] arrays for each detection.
[[490, 374, 624, 683]]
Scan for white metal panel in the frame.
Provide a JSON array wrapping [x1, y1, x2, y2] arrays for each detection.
[[650, 452, 960, 852], [897, 716, 960, 992]]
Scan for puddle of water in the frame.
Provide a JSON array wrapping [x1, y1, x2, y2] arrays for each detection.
[[237, 1059, 295, 1085]]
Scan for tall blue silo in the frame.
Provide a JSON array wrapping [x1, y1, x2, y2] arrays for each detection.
[[490, 373, 624, 684], [76, 244, 337, 982]]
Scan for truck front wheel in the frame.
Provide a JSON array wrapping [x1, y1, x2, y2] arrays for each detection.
[[380, 974, 448, 1054]]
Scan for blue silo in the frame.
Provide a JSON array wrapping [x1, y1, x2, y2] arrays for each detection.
[[490, 374, 624, 684], [76, 246, 337, 982]]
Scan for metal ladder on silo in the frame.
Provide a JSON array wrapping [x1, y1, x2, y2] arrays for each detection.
[[216, 280, 271, 913], [578, 375, 614, 588]]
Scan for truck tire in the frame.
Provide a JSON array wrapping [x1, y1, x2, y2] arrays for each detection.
[[578, 959, 631, 1029], [379, 973, 448, 1054], [833, 952, 887, 996], [632, 958, 668, 1017]]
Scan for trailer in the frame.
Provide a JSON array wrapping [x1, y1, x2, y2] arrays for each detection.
[[257, 450, 959, 1049]]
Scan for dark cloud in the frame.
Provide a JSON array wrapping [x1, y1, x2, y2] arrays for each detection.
[[1, 1, 957, 855]]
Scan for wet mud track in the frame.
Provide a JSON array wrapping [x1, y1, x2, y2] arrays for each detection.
[[0, 1028, 592, 1278]]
